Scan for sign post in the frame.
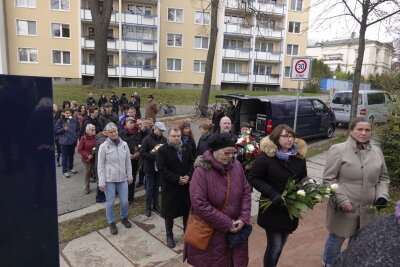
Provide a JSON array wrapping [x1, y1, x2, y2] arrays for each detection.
[[290, 57, 312, 132]]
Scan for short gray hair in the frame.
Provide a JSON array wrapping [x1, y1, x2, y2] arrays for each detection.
[[85, 124, 95, 133], [104, 122, 118, 133]]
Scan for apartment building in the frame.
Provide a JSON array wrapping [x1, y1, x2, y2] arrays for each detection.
[[3, 0, 310, 91]]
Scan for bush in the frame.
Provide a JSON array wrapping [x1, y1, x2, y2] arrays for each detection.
[[303, 79, 320, 94]]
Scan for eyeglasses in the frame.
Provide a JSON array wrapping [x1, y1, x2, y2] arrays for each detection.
[[223, 150, 237, 156], [280, 134, 295, 140]]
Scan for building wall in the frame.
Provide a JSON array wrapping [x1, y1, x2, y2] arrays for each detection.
[[0, 0, 8, 74]]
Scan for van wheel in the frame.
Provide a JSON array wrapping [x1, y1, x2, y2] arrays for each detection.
[[325, 124, 335, 139]]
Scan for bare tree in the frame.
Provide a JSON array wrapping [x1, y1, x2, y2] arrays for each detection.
[[88, 0, 114, 89]]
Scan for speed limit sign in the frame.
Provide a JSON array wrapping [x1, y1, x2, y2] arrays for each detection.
[[290, 57, 312, 80]]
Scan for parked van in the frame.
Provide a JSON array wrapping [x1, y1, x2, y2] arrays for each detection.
[[330, 90, 392, 124], [215, 94, 336, 140]]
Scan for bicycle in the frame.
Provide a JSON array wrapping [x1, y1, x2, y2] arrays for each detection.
[[157, 102, 176, 117], [191, 103, 213, 119]]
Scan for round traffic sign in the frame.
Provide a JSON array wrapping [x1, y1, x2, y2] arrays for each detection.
[[295, 60, 307, 74]]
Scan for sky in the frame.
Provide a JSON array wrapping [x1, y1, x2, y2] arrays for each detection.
[[307, 0, 399, 44]]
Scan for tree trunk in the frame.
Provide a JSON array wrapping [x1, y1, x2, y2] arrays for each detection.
[[199, 0, 219, 117], [88, 0, 114, 89]]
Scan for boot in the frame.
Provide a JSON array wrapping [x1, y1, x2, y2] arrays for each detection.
[[165, 218, 175, 248], [145, 206, 151, 217]]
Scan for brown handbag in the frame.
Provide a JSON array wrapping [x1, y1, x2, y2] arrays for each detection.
[[184, 171, 231, 250]]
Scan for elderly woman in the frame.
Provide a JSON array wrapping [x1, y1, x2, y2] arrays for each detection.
[[184, 133, 252, 267], [178, 121, 197, 159], [322, 118, 390, 267], [97, 123, 133, 235], [248, 124, 307, 267], [78, 124, 97, 194]]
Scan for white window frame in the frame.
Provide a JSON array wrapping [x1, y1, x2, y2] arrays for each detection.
[[193, 60, 206, 73], [194, 36, 209, 49], [222, 62, 243, 74], [288, 21, 301, 34], [166, 33, 183, 48], [127, 4, 152, 15], [290, 0, 303, 11], [166, 58, 182, 72], [51, 23, 71, 38], [287, 44, 299, 56], [52, 50, 71, 65], [51, 0, 70, 12], [18, 47, 38, 63], [167, 8, 184, 23], [15, 0, 35, 8], [194, 11, 210, 25], [254, 63, 272, 75], [284, 66, 291, 77], [16, 19, 37, 36]]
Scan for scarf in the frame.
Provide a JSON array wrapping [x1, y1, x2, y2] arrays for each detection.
[[168, 140, 183, 153], [182, 135, 190, 144], [110, 137, 120, 146], [276, 143, 298, 162]]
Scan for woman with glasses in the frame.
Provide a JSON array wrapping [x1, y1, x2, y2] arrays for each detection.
[[248, 124, 307, 267]]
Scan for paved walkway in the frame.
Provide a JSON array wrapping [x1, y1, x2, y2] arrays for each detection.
[[59, 152, 329, 267]]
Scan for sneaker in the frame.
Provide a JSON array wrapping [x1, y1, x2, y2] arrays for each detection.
[[70, 169, 78, 174], [84, 187, 90, 194], [63, 172, 70, 178], [121, 217, 132, 228], [109, 222, 118, 235]]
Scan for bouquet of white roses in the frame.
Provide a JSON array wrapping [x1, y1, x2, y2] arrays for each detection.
[[236, 129, 261, 169]]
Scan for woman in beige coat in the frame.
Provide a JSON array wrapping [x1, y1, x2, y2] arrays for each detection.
[[322, 118, 390, 267]]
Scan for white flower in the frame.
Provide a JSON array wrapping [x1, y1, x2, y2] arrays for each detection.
[[247, 144, 255, 152], [237, 137, 244, 144], [325, 187, 331, 193], [68, 116, 73, 119], [246, 130, 251, 135], [314, 195, 322, 201], [309, 179, 315, 183], [330, 183, 338, 191], [296, 190, 306, 196]]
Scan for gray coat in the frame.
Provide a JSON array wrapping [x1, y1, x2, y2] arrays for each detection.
[[97, 138, 133, 187], [323, 136, 390, 238]]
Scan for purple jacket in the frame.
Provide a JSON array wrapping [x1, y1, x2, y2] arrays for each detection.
[[184, 150, 252, 267]]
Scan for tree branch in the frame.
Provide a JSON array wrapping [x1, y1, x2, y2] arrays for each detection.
[[367, 9, 400, 26], [342, 0, 361, 24]]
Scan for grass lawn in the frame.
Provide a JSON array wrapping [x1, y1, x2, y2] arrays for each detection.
[[53, 84, 320, 107]]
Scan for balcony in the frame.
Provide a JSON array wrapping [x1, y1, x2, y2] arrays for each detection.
[[81, 37, 119, 50], [121, 65, 156, 78], [225, 0, 286, 16], [223, 47, 252, 60], [255, 27, 284, 39], [224, 23, 252, 37], [221, 72, 250, 83], [254, 51, 282, 62], [121, 12, 157, 27], [253, 74, 280, 84], [81, 9, 119, 24], [81, 64, 119, 77], [121, 39, 157, 52]]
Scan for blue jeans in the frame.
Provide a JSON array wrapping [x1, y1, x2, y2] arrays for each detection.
[[264, 231, 290, 267], [104, 181, 129, 224], [323, 232, 346, 266], [145, 172, 160, 207], [60, 144, 75, 173]]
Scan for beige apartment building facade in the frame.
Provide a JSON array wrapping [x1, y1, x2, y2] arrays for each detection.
[[2, 0, 310, 91]]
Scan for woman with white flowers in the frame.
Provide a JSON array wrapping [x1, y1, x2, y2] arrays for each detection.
[[322, 118, 390, 267], [248, 124, 307, 267]]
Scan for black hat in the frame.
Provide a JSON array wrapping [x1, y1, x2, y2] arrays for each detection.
[[207, 133, 237, 151], [122, 93, 126, 96], [147, 95, 154, 99]]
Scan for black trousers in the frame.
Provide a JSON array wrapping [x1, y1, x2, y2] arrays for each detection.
[[165, 213, 189, 236], [128, 160, 139, 202]]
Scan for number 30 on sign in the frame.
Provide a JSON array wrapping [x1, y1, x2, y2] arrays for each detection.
[[290, 57, 312, 80]]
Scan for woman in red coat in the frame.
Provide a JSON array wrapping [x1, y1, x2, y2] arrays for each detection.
[[78, 124, 97, 194]]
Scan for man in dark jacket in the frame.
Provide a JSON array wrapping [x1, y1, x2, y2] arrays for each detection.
[[86, 92, 97, 107], [109, 92, 119, 115], [141, 121, 167, 217], [136, 119, 150, 188], [119, 117, 142, 204], [54, 108, 80, 178], [84, 107, 100, 133], [98, 102, 119, 131], [119, 93, 128, 108], [156, 127, 194, 248]]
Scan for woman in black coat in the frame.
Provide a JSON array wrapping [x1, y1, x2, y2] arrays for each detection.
[[178, 121, 196, 159], [248, 124, 307, 267], [156, 127, 194, 248], [98, 94, 108, 108]]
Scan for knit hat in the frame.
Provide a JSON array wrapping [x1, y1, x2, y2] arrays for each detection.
[[208, 133, 237, 151]]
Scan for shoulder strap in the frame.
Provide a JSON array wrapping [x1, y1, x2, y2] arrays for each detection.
[[221, 171, 231, 212]]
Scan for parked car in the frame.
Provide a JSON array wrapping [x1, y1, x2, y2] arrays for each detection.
[[330, 90, 392, 125], [215, 94, 336, 140]]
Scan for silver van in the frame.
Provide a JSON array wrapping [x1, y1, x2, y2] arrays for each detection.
[[330, 90, 392, 124]]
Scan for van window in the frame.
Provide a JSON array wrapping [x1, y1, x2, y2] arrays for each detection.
[[332, 93, 362, 105], [367, 93, 385, 105], [298, 100, 313, 115], [313, 99, 325, 113]]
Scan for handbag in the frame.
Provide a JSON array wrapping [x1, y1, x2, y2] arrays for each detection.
[[226, 224, 253, 248], [184, 171, 231, 250]]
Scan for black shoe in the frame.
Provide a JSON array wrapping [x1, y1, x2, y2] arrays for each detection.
[[136, 183, 143, 188], [121, 217, 132, 228], [90, 177, 96, 183], [153, 205, 161, 213], [145, 206, 151, 217], [109, 222, 118, 235], [166, 235, 175, 248]]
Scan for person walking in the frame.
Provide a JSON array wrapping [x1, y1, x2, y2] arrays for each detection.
[[322, 118, 390, 267], [248, 124, 307, 267], [77, 124, 97, 194], [98, 123, 133, 235], [156, 127, 194, 248], [145, 95, 157, 123]]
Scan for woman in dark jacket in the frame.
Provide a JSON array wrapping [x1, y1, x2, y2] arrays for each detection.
[[98, 94, 108, 108], [248, 124, 307, 267], [178, 121, 196, 159], [77, 124, 96, 194], [196, 122, 213, 156]]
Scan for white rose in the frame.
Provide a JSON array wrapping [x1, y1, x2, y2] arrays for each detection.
[[314, 195, 322, 201], [330, 183, 338, 191], [247, 144, 255, 152], [309, 179, 315, 183], [296, 190, 306, 196], [237, 137, 244, 144]]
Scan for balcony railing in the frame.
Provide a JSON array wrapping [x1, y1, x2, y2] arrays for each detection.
[[224, 23, 253, 36], [81, 37, 157, 52], [81, 9, 119, 24], [221, 72, 250, 83], [81, 64, 119, 77], [223, 47, 252, 60], [225, 0, 286, 15], [254, 27, 284, 39], [253, 74, 280, 84], [254, 50, 282, 61], [81, 9, 158, 26], [81, 37, 119, 50], [81, 64, 157, 78]]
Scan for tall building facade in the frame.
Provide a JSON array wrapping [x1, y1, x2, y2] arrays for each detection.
[[3, 0, 310, 91]]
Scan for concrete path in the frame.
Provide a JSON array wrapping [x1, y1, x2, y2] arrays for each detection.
[[59, 151, 330, 267]]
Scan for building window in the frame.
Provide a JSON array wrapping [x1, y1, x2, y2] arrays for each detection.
[[254, 63, 272, 75], [18, 48, 38, 63], [15, 0, 35, 8], [141, 81, 150, 88], [288, 22, 300, 33], [255, 41, 274, 52], [257, 19, 275, 29], [123, 53, 153, 66], [127, 4, 151, 15], [287, 44, 299, 56], [193, 60, 206, 73], [167, 33, 183, 47], [222, 62, 242, 73], [223, 39, 244, 49], [224, 15, 245, 25], [290, 0, 303, 11], [285, 66, 291, 77], [51, 0, 69, 11], [52, 50, 71, 65], [194, 36, 209, 49], [195, 11, 210, 25], [168, 8, 183, 22], [122, 26, 154, 40], [167, 58, 182, 71], [16, 20, 36, 36], [51, 23, 70, 38]]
